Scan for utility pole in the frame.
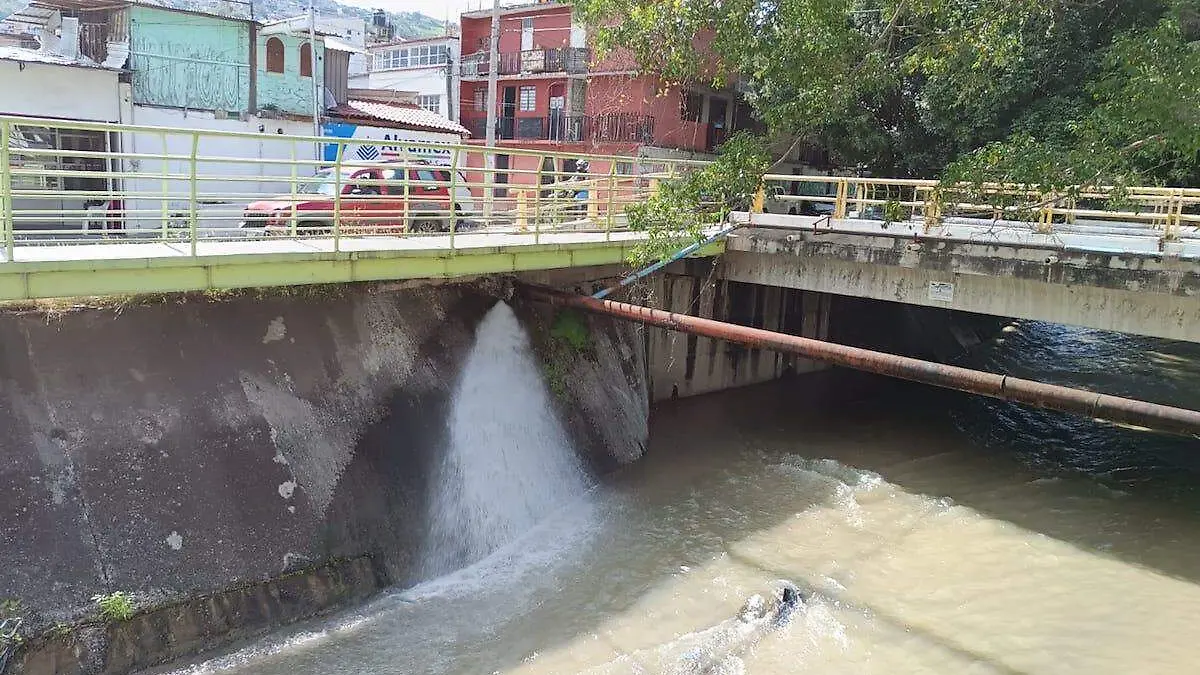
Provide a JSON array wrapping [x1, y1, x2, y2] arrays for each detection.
[[483, 0, 499, 218], [309, 0, 321, 159]]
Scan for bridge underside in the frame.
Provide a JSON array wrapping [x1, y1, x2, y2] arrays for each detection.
[[725, 225, 1200, 343]]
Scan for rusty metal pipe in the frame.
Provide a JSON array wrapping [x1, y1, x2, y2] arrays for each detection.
[[525, 286, 1200, 438]]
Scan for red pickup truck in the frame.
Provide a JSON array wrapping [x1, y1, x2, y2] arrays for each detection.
[[241, 162, 474, 234]]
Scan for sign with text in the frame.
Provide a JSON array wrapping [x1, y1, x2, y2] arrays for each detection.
[[321, 122, 462, 167]]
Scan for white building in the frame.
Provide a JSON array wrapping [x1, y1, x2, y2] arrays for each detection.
[[351, 36, 460, 121], [0, 43, 125, 231], [262, 14, 369, 77]]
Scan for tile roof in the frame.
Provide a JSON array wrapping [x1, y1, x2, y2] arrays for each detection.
[[0, 44, 115, 69], [333, 99, 469, 136]]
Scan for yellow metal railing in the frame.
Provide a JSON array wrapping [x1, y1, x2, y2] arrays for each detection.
[[759, 173, 1200, 239]]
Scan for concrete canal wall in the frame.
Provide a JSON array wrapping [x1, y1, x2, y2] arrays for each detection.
[[0, 268, 1001, 674], [0, 279, 648, 673]]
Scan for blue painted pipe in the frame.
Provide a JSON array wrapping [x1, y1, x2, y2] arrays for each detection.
[[592, 223, 741, 299]]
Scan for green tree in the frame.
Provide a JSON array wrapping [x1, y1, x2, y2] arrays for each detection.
[[574, 0, 1199, 191], [626, 132, 770, 264]]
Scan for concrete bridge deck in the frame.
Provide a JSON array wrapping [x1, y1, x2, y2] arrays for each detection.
[[728, 212, 1200, 342], [0, 229, 661, 301], [2, 115, 1198, 341]]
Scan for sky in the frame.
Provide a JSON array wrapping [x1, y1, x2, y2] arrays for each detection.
[[337, 0, 521, 19]]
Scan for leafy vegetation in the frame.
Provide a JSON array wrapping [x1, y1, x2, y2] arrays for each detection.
[[0, 599, 19, 619], [575, 0, 1200, 231], [550, 309, 592, 352], [0, 598, 24, 652], [627, 132, 770, 264], [542, 309, 594, 400], [92, 592, 136, 622]]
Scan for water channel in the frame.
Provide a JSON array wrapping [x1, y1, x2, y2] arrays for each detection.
[[158, 318, 1200, 675]]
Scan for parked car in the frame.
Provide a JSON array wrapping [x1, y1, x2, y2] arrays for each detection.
[[241, 160, 475, 234], [764, 183, 836, 216]]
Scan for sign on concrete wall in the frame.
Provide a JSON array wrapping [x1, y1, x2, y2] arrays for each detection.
[[928, 281, 955, 303], [321, 122, 460, 166]]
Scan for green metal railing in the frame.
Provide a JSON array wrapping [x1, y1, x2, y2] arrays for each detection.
[[0, 115, 713, 259], [1, 114, 1196, 266]]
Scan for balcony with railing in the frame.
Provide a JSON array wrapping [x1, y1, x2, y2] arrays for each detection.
[[461, 47, 590, 78], [463, 113, 655, 144]]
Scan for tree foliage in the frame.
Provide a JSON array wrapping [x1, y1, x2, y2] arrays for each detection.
[[575, 0, 1200, 192], [626, 133, 770, 265]]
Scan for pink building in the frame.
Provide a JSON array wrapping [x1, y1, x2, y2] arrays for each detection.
[[457, 1, 760, 189]]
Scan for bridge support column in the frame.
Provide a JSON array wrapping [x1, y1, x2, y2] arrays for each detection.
[[636, 261, 832, 401]]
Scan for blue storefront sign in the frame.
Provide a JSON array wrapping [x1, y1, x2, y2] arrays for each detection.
[[321, 122, 458, 166]]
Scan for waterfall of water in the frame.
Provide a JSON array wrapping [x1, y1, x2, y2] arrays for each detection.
[[421, 301, 591, 576]]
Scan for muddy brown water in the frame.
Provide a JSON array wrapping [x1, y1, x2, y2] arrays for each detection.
[[157, 321, 1200, 675]]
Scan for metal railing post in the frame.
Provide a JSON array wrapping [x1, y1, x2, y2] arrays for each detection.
[[1167, 189, 1184, 241], [402, 160, 411, 233], [289, 140, 298, 237], [605, 160, 617, 241], [483, 146, 494, 226], [1152, 196, 1167, 230], [516, 190, 528, 230], [1038, 192, 1055, 234], [587, 177, 600, 223], [924, 187, 942, 230], [188, 132, 199, 255], [0, 120, 13, 260], [751, 182, 766, 214], [448, 147, 460, 252], [160, 131, 170, 239], [333, 141, 344, 251], [535, 154, 544, 231], [834, 180, 848, 219], [535, 156, 545, 244]]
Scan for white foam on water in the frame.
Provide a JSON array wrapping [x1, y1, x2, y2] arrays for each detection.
[[421, 301, 594, 576], [400, 493, 600, 603], [159, 614, 374, 675]]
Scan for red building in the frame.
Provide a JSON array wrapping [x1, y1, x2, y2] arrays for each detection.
[[457, 1, 761, 190]]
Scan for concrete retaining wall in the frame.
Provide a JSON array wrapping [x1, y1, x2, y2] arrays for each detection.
[[0, 281, 648, 648], [12, 557, 381, 675]]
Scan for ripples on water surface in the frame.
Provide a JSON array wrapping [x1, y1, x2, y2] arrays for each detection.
[[156, 321, 1200, 675]]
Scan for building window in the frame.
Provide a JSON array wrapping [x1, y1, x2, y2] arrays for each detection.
[[373, 44, 449, 70], [10, 125, 108, 192], [473, 87, 486, 112], [418, 94, 441, 113], [519, 86, 536, 112], [299, 42, 313, 77], [266, 37, 285, 73]]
